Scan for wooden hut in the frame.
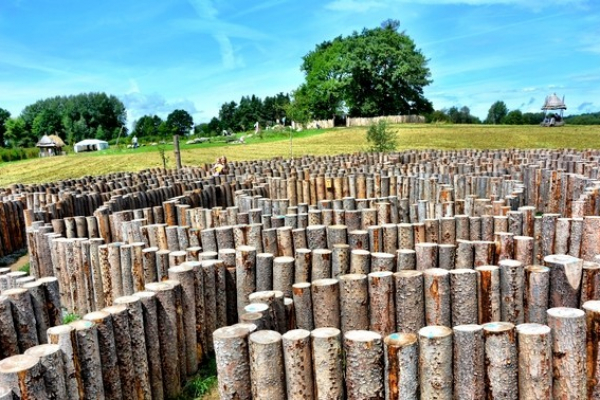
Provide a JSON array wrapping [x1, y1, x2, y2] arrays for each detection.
[[36, 134, 65, 157], [541, 93, 567, 127]]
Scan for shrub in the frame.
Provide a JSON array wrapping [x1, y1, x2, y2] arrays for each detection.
[[366, 119, 397, 152]]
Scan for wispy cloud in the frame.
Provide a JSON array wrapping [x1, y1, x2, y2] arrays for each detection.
[[325, 0, 386, 12], [121, 91, 201, 128], [231, 0, 292, 19]]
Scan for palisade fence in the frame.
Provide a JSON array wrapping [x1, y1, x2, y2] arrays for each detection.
[[0, 149, 600, 398]]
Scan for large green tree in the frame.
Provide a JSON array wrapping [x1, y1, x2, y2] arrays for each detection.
[[0, 108, 10, 147], [299, 20, 433, 119], [485, 101, 508, 124], [132, 115, 163, 138], [166, 109, 194, 136]]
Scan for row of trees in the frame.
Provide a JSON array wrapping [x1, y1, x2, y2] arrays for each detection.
[[130, 109, 194, 139]]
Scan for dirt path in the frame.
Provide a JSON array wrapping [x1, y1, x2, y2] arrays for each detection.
[[10, 254, 30, 272]]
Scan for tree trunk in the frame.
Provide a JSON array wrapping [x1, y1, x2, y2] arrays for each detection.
[[249, 330, 285, 400], [524, 265, 550, 324], [383, 332, 418, 400], [476, 265, 501, 324], [69, 320, 105, 399], [547, 307, 587, 399], [483, 322, 518, 400], [46, 325, 83, 400], [449, 269, 478, 326], [424, 268, 451, 327], [82, 311, 122, 399], [24, 343, 68, 400], [0, 354, 47, 400], [499, 259, 525, 325], [339, 274, 369, 332], [311, 279, 340, 329], [415, 242, 438, 270], [255, 253, 273, 292], [515, 323, 552, 400], [453, 324, 485, 400], [306, 225, 327, 250], [4, 288, 38, 352], [368, 271, 395, 337], [583, 300, 600, 399], [418, 326, 453, 400], [282, 329, 314, 399], [213, 325, 252, 400], [396, 249, 416, 271], [581, 261, 600, 306], [103, 304, 136, 399], [311, 327, 344, 400], [472, 240, 495, 267], [235, 245, 257, 317], [393, 270, 424, 334], [371, 252, 395, 273], [276, 226, 294, 257], [350, 249, 370, 275], [544, 254, 583, 308], [249, 290, 286, 334], [292, 283, 314, 331], [273, 256, 295, 298], [343, 330, 384, 399], [331, 244, 350, 278], [348, 230, 369, 251]]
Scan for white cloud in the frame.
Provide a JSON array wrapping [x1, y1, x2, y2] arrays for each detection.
[[325, 0, 386, 12], [120, 92, 201, 128]]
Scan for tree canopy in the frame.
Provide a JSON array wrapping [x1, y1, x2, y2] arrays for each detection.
[[166, 109, 194, 136], [299, 20, 433, 119], [0, 108, 10, 147], [485, 101, 508, 124]]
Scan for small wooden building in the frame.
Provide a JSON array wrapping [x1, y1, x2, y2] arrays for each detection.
[[36, 134, 66, 157], [541, 93, 567, 127]]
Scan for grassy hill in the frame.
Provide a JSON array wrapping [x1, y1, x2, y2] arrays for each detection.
[[1, 124, 598, 186]]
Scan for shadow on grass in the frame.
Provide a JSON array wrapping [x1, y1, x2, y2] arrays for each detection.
[[172, 356, 218, 400]]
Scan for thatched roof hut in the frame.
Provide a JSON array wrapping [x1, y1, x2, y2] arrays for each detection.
[[36, 134, 66, 156], [542, 93, 567, 110]]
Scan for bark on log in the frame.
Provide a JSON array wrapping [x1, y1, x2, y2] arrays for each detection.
[[306, 225, 327, 250], [145, 281, 181, 399], [133, 291, 164, 400], [102, 304, 136, 399], [292, 283, 314, 331], [348, 230, 369, 251], [4, 288, 38, 352], [418, 325, 453, 400], [46, 324, 83, 400], [547, 307, 587, 399], [331, 244, 350, 278], [311, 249, 332, 280], [449, 269, 478, 326], [515, 323, 552, 400], [456, 240, 474, 269], [368, 271, 395, 337], [273, 256, 295, 298], [483, 322, 518, 400], [0, 295, 19, 359], [371, 252, 395, 273], [524, 265, 550, 324], [311, 327, 344, 400], [311, 279, 340, 329], [24, 343, 68, 400], [415, 242, 438, 271], [499, 259, 525, 325], [213, 325, 252, 400], [514, 235, 534, 267], [583, 300, 600, 399], [20, 281, 49, 345], [256, 253, 273, 292], [581, 261, 600, 306], [339, 274, 369, 332], [294, 248, 311, 283], [473, 240, 495, 267], [282, 329, 314, 400], [343, 330, 384, 399], [69, 320, 105, 399], [114, 296, 152, 399], [581, 216, 600, 261], [453, 324, 485, 400], [383, 332, 418, 400], [276, 226, 294, 257], [424, 268, 451, 327], [235, 246, 257, 317], [476, 265, 501, 324], [82, 311, 122, 400], [249, 330, 285, 400], [249, 290, 286, 334], [350, 249, 370, 275], [396, 249, 416, 271], [0, 354, 47, 400], [393, 270, 424, 334], [544, 254, 583, 308]]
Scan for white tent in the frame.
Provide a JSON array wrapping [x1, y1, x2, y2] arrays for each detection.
[[73, 139, 109, 153]]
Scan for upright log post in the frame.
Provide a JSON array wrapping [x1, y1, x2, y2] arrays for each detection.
[[499, 259, 525, 325], [311, 327, 344, 400], [311, 279, 340, 329], [418, 326, 453, 400], [368, 271, 395, 336], [476, 265, 501, 324], [524, 265, 550, 324], [0, 355, 46, 400], [69, 320, 105, 399], [424, 268, 451, 327], [544, 254, 583, 308], [343, 330, 384, 399], [24, 344, 68, 400], [249, 330, 285, 400], [453, 324, 485, 400], [282, 329, 314, 400], [483, 322, 518, 400], [583, 300, 600, 399], [383, 332, 418, 400], [393, 270, 424, 334], [46, 325, 83, 400], [449, 269, 478, 326], [339, 274, 369, 332], [515, 323, 552, 400], [213, 325, 252, 400]]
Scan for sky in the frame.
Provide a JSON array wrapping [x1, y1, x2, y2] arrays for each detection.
[[1, 0, 599, 127]]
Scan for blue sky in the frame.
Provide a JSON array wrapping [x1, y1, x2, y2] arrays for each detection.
[[1, 0, 599, 126]]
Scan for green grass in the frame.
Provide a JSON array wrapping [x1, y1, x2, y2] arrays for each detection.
[[18, 262, 30, 275], [63, 312, 80, 324], [1, 124, 599, 187], [174, 356, 218, 400]]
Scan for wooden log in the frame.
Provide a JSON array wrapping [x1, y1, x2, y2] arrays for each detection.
[[46, 325, 83, 400], [449, 269, 478, 326], [311, 249, 332, 280], [311, 278, 340, 329], [311, 327, 344, 400], [515, 323, 552, 400], [133, 291, 164, 400], [524, 265, 550, 324], [331, 244, 350, 278], [544, 254, 583, 308], [483, 322, 518, 400], [249, 330, 285, 400], [69, 320, 105, 399], [547, 307, 587, 399], [583, 300, 600, 399], [198, 262, 216, 353], [273, 256, 295, 298], [0, 354, 46, 400], [415, 242, 437, 270], [120, 244, 134, 296], [4, 288, 38, 352], [167, 264, 198, 375], [282, 329, 313, 399], [396, 249, 416, 271], [145, 281, 181, 399], [343, 330, 384, 399], [350, 249, 370, 274], [475, 265, 501, 324], [348, 229, 369, 250], [213, 325, 252, 400], [249, 290, 286, 334], [581, 261, 600, 306], [393, 270, 424, 334], [114, 296, 152, 399], [499, 259, 525, 325], [306, 225, 327, 250], [370, 252, 395, 273], [261, 228, 278, 256], [581, 216, 600, 261], [437, 244, 455, 270], [82, 311, 123, 399], [455, 240, 474, 269], [276, 226, 294, 257], [423, 268, 451, 327], [383, 332, 418, 400], [292, 228, 307, 250], [338, 274, 369, 332], [292, 283, 314, 331], [472, 240, 495, 267], [88, 238, 105, 309], [236, 245, 256, 316], [453, 324, 485, 400], [0, 295, 19, 359], [368, 271, 395, 337], [108, 242, 124, 300], [155, 249, 170, 281], [294, 248, 311, 283], [24, 344, 68, 400], [418, 325, 453, 400], [21, 281, 50, 345], [102, 304, 136, 399], [255, 253, 273, 292], [326, 225, 347, 249]]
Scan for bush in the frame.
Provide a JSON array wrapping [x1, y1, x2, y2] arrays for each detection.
[[366, 119, 397, 152]]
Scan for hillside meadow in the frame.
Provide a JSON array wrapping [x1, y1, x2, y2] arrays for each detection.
[[1, 124, 599, 187]]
